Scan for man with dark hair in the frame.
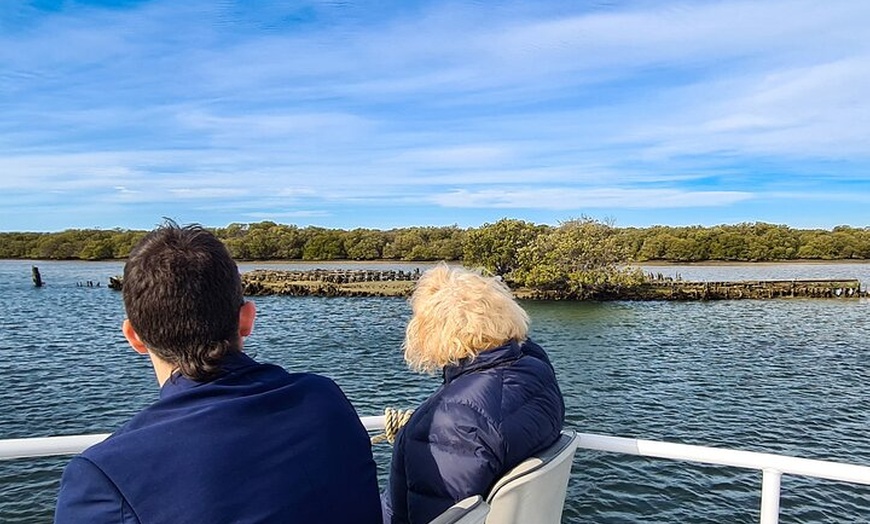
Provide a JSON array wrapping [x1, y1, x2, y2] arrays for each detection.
[[55, 222, 381, 524]]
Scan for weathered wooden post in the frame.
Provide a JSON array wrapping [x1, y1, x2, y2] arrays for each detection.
[[108, 276, 123, 290], [31, 266, 43, 287]]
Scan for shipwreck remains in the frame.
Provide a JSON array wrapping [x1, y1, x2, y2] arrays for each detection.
[[525, 278, 865, 301], [106, 270, 866, 301], [241, 269, 420, 297]]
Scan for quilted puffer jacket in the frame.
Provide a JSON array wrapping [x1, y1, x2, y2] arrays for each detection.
[[384, 338, 565, 524]]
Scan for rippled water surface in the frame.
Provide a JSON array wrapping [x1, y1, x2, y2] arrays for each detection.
[[1, 260, 869, 522]]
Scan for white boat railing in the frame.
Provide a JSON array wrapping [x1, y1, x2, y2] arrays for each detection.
[[2, 417, 869, 524], [577, 433, 870, 524], [0, 416, 387, 461]]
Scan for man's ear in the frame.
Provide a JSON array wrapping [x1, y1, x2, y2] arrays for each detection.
[[122, 320, 149, 355], [239, 301, 256, 338]]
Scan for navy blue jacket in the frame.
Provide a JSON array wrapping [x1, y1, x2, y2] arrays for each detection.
[[55, 352, 381, 524], [385, 339, 565, 524]]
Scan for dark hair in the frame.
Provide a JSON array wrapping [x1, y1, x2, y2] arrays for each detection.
[[122, 220, 243, 381]]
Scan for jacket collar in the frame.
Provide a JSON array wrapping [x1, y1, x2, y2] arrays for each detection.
[[443, 339, 523, 383], [160, 352, 257, 398]]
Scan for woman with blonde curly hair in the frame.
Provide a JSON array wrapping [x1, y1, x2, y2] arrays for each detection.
[[383, 263, 565, 524]]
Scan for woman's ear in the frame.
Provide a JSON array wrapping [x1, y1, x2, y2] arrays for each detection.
[[239, 300, 256, 338], [122, 319, 149, 355]]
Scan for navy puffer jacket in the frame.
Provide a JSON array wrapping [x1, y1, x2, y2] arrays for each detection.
[[385, 338, 565, 524]]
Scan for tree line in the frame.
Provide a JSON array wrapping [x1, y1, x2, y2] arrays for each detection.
[[2, 220, 867, 263], [1, 220, 868, 264]]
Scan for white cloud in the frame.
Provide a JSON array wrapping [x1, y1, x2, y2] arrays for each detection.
[[767, 191, 870, 204], [175, 110, 373, 142], [168, 188, 249, 199], [389, 145, 513, 167], [243, 210, 331, 219], [431, 188, 754, 210]]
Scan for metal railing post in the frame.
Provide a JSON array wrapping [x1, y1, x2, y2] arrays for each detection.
[[759, 468, 782, 524]]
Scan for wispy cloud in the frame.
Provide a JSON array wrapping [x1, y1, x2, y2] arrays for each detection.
[[243, 210, 331, 220], [431, 188, 754, 210]]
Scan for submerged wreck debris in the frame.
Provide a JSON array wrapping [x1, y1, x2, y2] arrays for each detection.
[[107, 269, 866, 300], [518, 278, 866, 301], [105, 269, 421, 297], [241, 269, 418, 297], [641, 278, 864, 301]]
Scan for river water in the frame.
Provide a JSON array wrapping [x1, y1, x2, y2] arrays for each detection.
[[1, 260, 868, 523]]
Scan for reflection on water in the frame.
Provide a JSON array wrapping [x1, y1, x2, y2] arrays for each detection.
[[0, 261, 868, 522]]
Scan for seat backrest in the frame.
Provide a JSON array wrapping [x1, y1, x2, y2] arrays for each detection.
[[428, 495, 490, 524], [485, 430, 579, 524]]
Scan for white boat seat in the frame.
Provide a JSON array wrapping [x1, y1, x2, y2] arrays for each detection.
[[428, 495, 490, 524], [485, 430, 580, 524]]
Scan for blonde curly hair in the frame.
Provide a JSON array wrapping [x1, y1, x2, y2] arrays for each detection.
[[404, 263, 529, 373]]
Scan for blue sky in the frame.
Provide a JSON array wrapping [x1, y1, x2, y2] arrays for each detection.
[[1, 0, 868, 232]]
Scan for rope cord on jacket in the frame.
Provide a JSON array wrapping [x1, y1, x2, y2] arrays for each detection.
[[371, 407, 414, 444]]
